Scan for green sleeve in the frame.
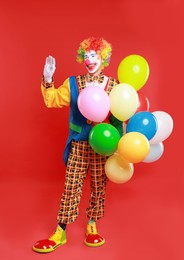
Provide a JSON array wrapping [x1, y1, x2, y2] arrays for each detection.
[[109, 114, 123, 136]]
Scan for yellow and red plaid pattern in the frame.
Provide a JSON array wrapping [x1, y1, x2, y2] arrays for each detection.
[[57, 140, 108, 224]]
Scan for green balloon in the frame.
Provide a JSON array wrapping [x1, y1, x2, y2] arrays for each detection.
[[89, 123, 121, 156]]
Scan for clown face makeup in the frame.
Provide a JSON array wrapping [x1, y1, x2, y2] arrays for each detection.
[[84, 50, 102, 75]]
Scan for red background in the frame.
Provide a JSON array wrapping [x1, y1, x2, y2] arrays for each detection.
[[0, 0, 183, 259]]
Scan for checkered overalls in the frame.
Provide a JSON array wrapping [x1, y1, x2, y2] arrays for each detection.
[[57, 75, 118, 224]]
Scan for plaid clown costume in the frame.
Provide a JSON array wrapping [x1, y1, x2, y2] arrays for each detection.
[[32, 37, 124, 253], [41, 74, 122, 224]]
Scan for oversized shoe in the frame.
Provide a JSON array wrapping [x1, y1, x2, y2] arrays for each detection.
[[84, 222, 105, 247], [32, 225, 67, 253]]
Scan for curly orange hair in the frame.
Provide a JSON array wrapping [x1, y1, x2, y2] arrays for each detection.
[[77, 37, 112, 67]]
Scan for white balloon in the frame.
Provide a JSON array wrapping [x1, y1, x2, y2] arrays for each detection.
[[143, 142, 164, 163], [150, 111, 173, 144]]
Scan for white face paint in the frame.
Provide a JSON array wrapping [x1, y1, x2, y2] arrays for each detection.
[[84, 50, 102, 74]]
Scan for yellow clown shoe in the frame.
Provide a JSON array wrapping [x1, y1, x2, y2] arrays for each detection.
[[84, 222, 105, 247], [32, 225, 67, 253]]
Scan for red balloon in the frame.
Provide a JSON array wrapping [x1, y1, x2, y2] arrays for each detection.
[[136, 92, 150, 113], [124, 92, 150, 125]]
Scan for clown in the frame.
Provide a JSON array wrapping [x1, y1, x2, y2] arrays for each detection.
[[33, 37, 123, 253]]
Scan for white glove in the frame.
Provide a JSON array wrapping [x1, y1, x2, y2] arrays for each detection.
[[43, 56, 56, 83]]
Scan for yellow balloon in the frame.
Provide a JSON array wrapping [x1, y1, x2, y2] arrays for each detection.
[[109, 83, 139, 121], [117, 132, 150, 163], [117, 54, 150, 91], [105, 153, 134, 184]]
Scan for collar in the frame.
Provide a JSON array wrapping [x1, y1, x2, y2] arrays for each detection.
[[86, 71, 104, 84]]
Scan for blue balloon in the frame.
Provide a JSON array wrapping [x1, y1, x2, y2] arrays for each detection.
[[126, 111, 158, 140]]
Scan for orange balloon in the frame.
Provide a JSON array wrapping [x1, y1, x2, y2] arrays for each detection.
[[117, 132, 150, 163], [105, 153, 134, 184]]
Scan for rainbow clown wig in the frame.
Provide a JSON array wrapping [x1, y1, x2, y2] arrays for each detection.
[[77, 37, 112, 68]]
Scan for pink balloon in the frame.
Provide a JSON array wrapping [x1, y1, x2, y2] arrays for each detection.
[[77, 86, 110, 122], [150, 111, 173, 144]]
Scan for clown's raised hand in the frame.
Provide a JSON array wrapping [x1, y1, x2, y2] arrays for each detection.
[[43, 56, 56, 83]]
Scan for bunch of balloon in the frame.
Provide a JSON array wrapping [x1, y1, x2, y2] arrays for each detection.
[[117, 53, 173, 162], [105, 54, 152, 183]]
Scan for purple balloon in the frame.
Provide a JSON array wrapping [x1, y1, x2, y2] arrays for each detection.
[[77, 86, 110, 122]]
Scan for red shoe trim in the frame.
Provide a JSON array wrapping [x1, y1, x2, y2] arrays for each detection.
[[34, 239, 57, 250], [85, 233, 105, 247]]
